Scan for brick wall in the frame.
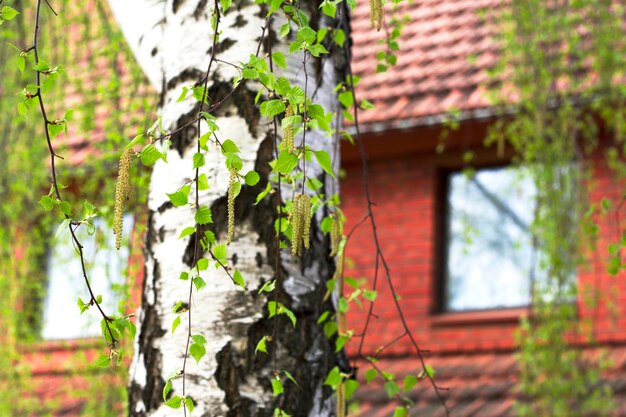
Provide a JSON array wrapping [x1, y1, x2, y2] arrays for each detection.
[[341, 122, 626, 357]]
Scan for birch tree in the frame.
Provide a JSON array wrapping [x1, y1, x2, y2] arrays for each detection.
[[107, 1, 350, 416]]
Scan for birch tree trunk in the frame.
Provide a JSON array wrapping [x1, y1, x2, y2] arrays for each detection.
[[108, 1, 346, 416]]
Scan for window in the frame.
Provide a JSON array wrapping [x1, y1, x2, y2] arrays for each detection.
[[443, 167, 540, 311], [41, 215, 133, 340]]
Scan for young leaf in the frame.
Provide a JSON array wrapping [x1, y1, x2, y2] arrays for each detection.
[[167, 185, 191, 207], [323, 366, 341, 388], [95, 354, 110, 368], [274, 151, 299, 174], [244, 170, 260, 186], [232, 270, 245, 289], [195, 206, 213, 224], [189, 342, 206, 364], [165, 396, 182, 409], [314, 150, 336, 178], [255, 336, 268, 355], [271, 377, 284, 396], [179, 226, 196, 239], [184, 396, 195, 414], [172, 315, 181, 334]]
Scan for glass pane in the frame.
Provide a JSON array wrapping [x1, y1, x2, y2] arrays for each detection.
[[445, 167, 538, 311], [41, 215, 133, 339]]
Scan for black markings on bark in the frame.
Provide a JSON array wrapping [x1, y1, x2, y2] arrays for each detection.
[[233, 14, 247, 28], [166, 68, 206, 93], [172, 0, 183, 14], [129, 212, 166, 417], [193, 0, 208, 19]]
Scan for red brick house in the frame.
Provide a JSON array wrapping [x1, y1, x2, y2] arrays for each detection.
[[22, 0, 626, 416], [342, 1, 626, 416]]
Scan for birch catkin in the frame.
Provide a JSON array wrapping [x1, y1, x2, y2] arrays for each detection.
[[291, 193, 311, 256], [113, 149, 132, 250], [227, 168, 236, 244], [370, 0, 382, 31], [281, 104, 295, 153]]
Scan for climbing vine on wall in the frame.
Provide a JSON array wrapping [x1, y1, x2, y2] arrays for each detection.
[[0, 0, 153, 415], [487, 0, 626, 415]]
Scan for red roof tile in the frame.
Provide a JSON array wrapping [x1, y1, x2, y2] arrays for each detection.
[[352, 347, 626, 417], [352, 0, 499, 130]]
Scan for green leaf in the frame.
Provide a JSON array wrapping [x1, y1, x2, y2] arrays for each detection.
[[140, 145, 163, 166], [193, 152, 205, 168], [225, 152, 243, 171], [309, 43, 329, 57], [314, 150, 335, 178], [232, 270, 245, 289], [179, 226, 196, 239], [193, 276, 206, 291], [274, 151, 299, 174], [16, 55, 25, 72], [297, 26, 316, 43], [334, 29, 346, 47], [258, 279, 275, 294], [345, 379, 359, 400], [255, 182, 272, 205], [393, 406, 408, 417], [260, 99, 286, 118], [272, 52, 286, 69], [279, 22, 290, 38], [165, 396, 182, 409], [195, 206, 213, 224], [255, 336, 268, 355], [39, 195, 55, 211], [384, 380, 401, 398], [1, 6, 19, 20], [363, 290, 377, 301], [163, 379, 173, 401], [167, 185, 191, 207], [271, 377, 284, 396], [189, 342, 206, 364], [244, 170, 260, 186], [403, 375, 418, 391], [197, 258, 209, 271], [198, 173, 209, 190], [365, 368, 377, 383], [338, 91, 354, 109], [220, 0, 232, 10], [172, 316, 181, 334], [338, 297, 348, 313], [221, 139, 240, 154], [77, 297, 89, 314], [192, 334, 207, 345], [180, 272, 189, 280], [95, 354, 110, 368], [323, 366, 341, 388], [184, 396, 194, 414], [213, 244, 227, 263], [55, 218, 71, 239], [59, 201, 72, 216], [321, 1, 336, 17], [126, 134, 144, 149]]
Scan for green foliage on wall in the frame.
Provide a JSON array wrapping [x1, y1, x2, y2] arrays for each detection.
[[488, 0, 626, 415], [0, 0, 153, 414]]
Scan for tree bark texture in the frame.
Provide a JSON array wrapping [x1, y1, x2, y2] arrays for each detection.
[[108, 1, 347, 416]]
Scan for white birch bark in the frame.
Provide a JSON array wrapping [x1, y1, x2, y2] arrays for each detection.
[[108, 1, 345, 416]]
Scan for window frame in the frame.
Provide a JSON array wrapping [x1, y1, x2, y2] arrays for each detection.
[[436, 163, 541, 315]]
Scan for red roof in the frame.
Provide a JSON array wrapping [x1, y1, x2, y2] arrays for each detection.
[[354, 347, 626, 417], [352, 0, 499, 130]]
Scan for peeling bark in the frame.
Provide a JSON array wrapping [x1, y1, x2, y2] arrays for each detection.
[[108, 1, 346, 416]]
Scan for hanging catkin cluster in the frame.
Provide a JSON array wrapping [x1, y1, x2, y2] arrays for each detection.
[[113, 149, 132, 250], [281, 104, 295, 153], [290, 193, 311, 256], [227, 168, 236, 244], [330, 212, 343, 257], [370, 0, 382, 30]]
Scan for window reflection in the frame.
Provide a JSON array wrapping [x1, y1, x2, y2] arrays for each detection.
[[42, 215, 133, 339]]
